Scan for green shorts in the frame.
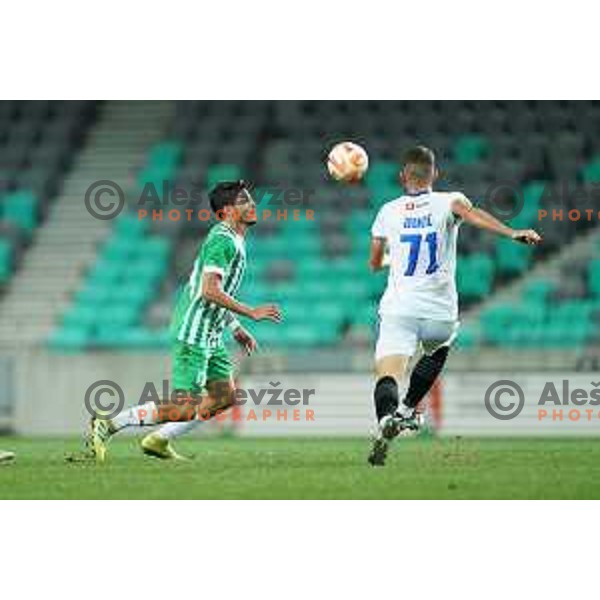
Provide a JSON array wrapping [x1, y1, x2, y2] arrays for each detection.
[[171, 341, 234, 394]]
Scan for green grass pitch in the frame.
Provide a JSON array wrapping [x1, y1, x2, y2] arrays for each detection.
[[1, 436, 600, 499]]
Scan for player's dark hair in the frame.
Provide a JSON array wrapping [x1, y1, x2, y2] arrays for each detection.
[[403, 146, 436, 180], [208, 180, 249, 215]]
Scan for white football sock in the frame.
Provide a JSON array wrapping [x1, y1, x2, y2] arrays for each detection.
[[155, 419, 201, 441], [396, 403, 414, 418], [111, 401, 158, 430]]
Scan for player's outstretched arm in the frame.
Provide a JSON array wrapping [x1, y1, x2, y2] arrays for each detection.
[[202, 272, 282, 322], [451, 196, 542, 246]]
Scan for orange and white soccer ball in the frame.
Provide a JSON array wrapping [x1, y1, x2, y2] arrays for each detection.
[[326, 141, 369, 183]]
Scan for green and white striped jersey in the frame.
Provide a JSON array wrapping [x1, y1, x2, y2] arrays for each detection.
[[172, 223, 246, 348]]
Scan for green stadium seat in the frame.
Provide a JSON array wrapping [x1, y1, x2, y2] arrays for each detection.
[[507, 181, 547, 228], [47, 327, 91, 351], [300, 279, 338, 300], [313, 302, 347, 324], [94, 327, 130, 348], [521, 279, 555, 302], [582, 156, 600, 183], [351, 301, 379, 328], [207, 165, 242, 189], [329, 257, 369, 279], [523, 181, 547, 206], [147, 141, 183, 169], [137, 165, 176, 190], [350, 234, 371, 259], [278, 323, 337, 347], [252, 235, 319, 258], [109, 287, 150, 308], [453, 134, 489, 164], [62, 305, 98, 329], [345, 277, 373, 297], [93, 327, 167, 349], [481, 304, 515, 336], [495, 237, 530, 275], [480, 294, 594, 349], [365, 162, 398, 186], [456, 324, 478, 349], [143, 237, 171, 259], [87, 259, 124, 285], [114, 213, 150, 238], [296, 258, 329, 278], [368, 184, 403, 208], [95, 304, 139, 327], [368, 274, 387, 296], [0, 238, 13, 283], [102, 237, 140, 261], [75, 282, 114, 306], [457, 254, 494, 300], [128, 258, 166, 282], [2, 190, 38, 231], [588, 260, 600, 296], [347, 211, 373, 235]]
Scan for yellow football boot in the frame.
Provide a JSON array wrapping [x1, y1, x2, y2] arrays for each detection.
[[85, 416, 114, 463], [140, 432, 188, 461]]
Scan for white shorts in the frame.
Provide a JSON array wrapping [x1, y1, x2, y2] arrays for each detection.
[[375, 315, 459, 361]]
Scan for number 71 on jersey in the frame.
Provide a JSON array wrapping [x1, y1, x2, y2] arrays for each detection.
[[400, 232, 439, 276]]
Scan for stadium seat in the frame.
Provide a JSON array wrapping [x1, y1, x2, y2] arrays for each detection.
[[47, 326, 92, 351], [457, 254, 494, 300], [453, 134, 489, 164], [2, 191, 39, 231], [582, 156, 600, 183], [147, 141, 183, 169], [495, 237, 531, 276], [0, 237, 13, 283], [207, 165, 243, 189]]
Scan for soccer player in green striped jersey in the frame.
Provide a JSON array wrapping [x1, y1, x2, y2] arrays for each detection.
[[86, 181, 282, 462]]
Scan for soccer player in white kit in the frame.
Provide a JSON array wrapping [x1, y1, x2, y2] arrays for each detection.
[[368, 146, 541, 466]]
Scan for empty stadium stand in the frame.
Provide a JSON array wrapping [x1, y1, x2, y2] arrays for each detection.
[[3, 100, 600, 353], [0, 101, 173, 345], [0, 101, 99, 288]]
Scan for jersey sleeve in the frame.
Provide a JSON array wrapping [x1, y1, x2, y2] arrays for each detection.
[[449, 192, 473, 224], [371, 206, 387, 238], [452, 192, 473, 211], [203, 234, 237, 277]]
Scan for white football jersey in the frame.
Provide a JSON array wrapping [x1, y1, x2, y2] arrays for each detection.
[[371, 190, 472, 320]]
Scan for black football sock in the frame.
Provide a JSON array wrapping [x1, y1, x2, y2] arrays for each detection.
[[402, 345, 450, 410], [374, 376, 399, 422]]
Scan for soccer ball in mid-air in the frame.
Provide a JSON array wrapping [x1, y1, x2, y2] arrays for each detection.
[[327, 141, 369, 183]]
